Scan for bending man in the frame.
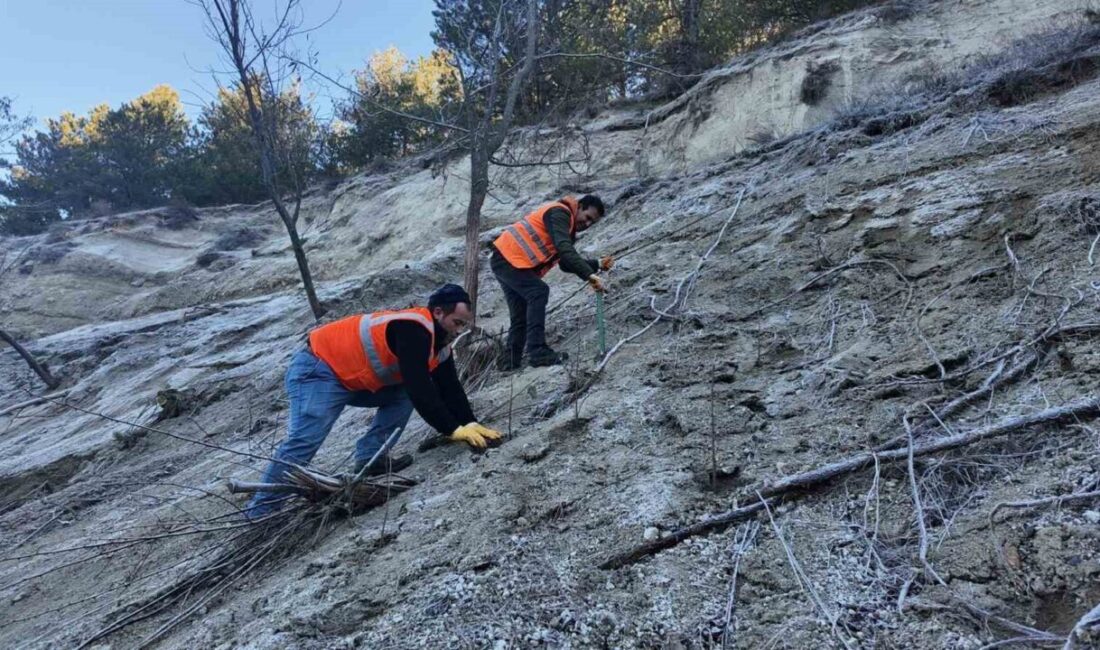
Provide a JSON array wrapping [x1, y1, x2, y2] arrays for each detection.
[[247, 284, 501, 517], [491, 194, 611, 369]]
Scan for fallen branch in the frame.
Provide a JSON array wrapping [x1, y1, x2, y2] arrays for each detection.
[[720, 521, 758, 650], [990, 490, 1100, 524], [0, 329, 60, 389], [739, 258, 913, 321], [902, 419, 1064, 647], [0, 389, 73, 418], [760, 495, 856, 649], [599, 396, 1100, 569], [762, 397, 1099, 497], [875, 349, 1040, 452], [226, 466, 415, 515], [595, 186, 750, 377], [905, 416, 945, 590], [599, 500, 774, 570]]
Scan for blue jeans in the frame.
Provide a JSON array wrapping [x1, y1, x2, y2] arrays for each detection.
[[246, 348, 414, 516]]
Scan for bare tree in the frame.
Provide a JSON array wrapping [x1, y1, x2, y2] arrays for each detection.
[[446, 0, 540, 317], [0, 245, 60, 390], [292, 0, 540, 321], [0, 329, 60, 390], [0, 96, 33, 156], [192, 0, 326, 319]]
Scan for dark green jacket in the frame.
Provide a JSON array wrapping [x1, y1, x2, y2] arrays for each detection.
[[544, 207, 598, 281]]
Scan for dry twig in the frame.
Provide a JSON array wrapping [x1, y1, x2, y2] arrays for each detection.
[[759, 494, 856, 650], [1064, 602, 1100, 649], [600, 396, 1100, 569], [990, 490, 1100, 524], [721, 521, 759, 650]]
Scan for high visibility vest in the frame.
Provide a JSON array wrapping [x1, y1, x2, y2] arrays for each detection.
[[308, 307, 452, 392], [493, 196, 579, 277]]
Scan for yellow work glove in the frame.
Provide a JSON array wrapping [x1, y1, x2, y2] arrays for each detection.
[[450, 423, 489, 448], [599, 255, 614, 271], [587, 274, 607, 293], [469, 422, 503, 447], [469, 422, 502, 441]]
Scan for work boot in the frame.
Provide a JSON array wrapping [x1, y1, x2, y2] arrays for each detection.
[[354, 453, 414, 477], [242, 499, 282, 521], [497, 353, 523, 372], [528, 347, 569, 367]]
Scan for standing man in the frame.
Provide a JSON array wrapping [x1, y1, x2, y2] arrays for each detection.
[[247, 284, 502, 517], [491, 194, 612, 369]]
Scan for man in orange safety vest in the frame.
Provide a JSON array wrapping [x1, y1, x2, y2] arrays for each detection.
[[490, 195, 612, 369], [246, 284, 501, 517]]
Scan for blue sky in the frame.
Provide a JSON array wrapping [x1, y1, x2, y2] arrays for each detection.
[[0, 0, 437, 128]]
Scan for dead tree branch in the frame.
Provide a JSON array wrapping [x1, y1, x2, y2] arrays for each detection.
[[0, 389, 71, 418], [0, 329, 60, 389], [194, 0, 325, 319], [600, 396, 1100, 569], [740, 259, 913, 321], [720, 521, 758, 649], [760, 495, 856, 649], [594, 186, 751, 376], [990, 490, 1100, 524]]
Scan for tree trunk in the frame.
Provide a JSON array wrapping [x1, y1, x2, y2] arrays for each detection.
[[0, 329, 60, 389], [276, 206, 326, 319], [459, 0, 539, 321], [218, 2, 325, 322], [463, 145, 490, 319]]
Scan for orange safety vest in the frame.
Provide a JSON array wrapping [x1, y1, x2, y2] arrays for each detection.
[[308, 307, 452, 392], [493, 196, 579, 277]]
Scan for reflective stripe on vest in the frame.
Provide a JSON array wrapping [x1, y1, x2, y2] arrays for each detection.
[[492, 196, 578, 273], [309, 308, 450, 392], [358, 310, 448, 387], [505, 220, 553, 261]]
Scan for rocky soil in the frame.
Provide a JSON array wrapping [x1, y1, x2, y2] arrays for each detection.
[[3, 1, 1100, 648]]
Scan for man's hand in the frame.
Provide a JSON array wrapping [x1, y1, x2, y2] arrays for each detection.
[[599, 255, 614, 271], [469, 423, 503, 447], [587, 274, 607, 293], [450, 422, 503, 449]]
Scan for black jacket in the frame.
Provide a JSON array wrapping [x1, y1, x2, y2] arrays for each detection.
[[385, 319, 475, 435]]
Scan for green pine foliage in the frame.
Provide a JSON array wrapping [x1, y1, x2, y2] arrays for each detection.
[[1, 0, 892, 236]]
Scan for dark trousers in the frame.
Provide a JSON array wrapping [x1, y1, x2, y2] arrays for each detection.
[[491, 250, 550, 363]]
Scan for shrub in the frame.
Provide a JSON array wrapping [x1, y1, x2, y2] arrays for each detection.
[[747, 127, 779, 147], [875, 0, 925, 24], [1039, 190, 1100, 234], [829, 17, 1100, 134], [27, 242, 75, 265], [160, 199, 199, 230], [801, 60, 840, 105], [195, 251, 223, 268], [212, 227, 263, 251]]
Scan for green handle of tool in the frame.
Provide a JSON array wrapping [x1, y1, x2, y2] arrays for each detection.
[[596, 292, 607, 355]]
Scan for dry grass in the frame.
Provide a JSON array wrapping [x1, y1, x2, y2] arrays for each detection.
[[158, 199, 199, 231], [832, 18, 1100, 136]]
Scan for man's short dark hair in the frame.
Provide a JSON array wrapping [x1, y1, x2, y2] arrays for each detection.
[[428, 283, 471, 314], [578, 194, 605, 217]]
